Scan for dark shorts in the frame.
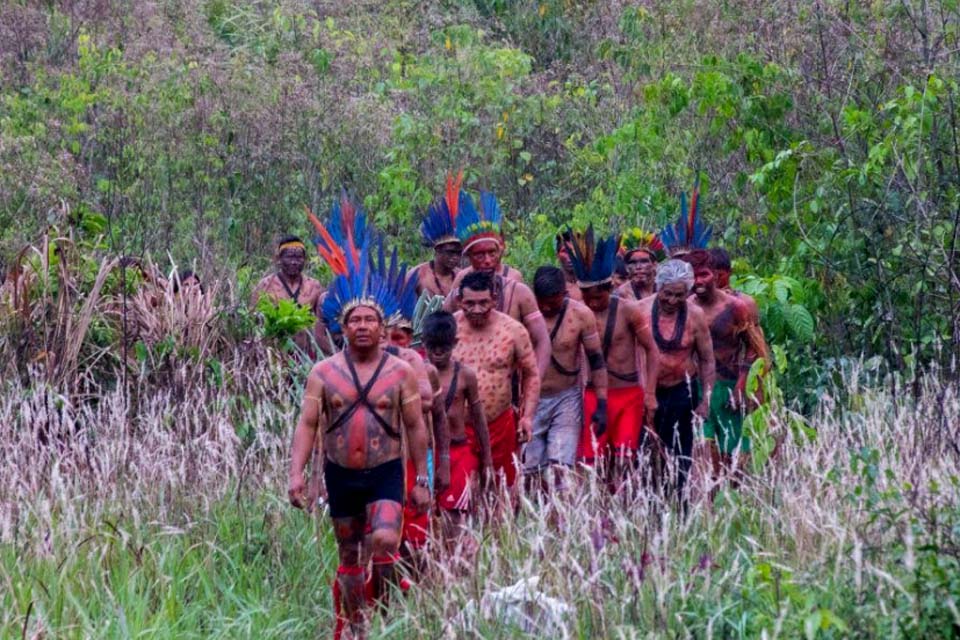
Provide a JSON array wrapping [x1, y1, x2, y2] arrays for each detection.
[[324, 458, 404, 519]]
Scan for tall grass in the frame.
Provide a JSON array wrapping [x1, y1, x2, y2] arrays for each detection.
[[2, 365, 958, 638]]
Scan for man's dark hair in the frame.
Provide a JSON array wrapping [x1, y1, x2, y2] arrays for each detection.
[[533, 266, 566, 298], [422, 311, 457, 348], [614, 255, 628, 278], [709, 247, 731, 272], [172, 269, 204, 294], [459, 270, 495, 297], [681, 249, 712, 271]]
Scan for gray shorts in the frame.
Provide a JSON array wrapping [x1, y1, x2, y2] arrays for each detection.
[[523, 385, 583, 471]]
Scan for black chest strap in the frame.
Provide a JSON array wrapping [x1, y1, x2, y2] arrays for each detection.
[[601, 296, 639, 383], [278, 274, 302, 304], [327, 352, 400, 440], [548, 301, 581, 377], [444, 362, 461, 412]]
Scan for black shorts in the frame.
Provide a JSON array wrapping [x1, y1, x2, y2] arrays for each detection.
[[324, 458, 404, 519]]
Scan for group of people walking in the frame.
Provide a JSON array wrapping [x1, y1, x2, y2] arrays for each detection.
[[274, 174, 768, 639]]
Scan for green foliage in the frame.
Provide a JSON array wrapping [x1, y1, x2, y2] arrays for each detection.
[[255, 297, 316, 343]]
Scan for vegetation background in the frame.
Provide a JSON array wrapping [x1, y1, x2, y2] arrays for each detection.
[[1, 0, 959, 638]]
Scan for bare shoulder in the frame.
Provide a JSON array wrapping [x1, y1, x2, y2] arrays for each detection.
[[615, 281, 632, 298], [687, 303, 709, 327], [506, 265, 524, 282], [313, 353, 343, 378], [254, 274, 275, 291], [385, 351, 417, 378], [568, 299, 597, 325], [460, 362, 479, 386], [634, 294, 654, 311]]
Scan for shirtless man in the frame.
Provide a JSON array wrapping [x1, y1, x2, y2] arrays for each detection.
[[451, 271, 540, 489], [634, 260, 715, 507], [409, 176, 464, 298], [443, 191, 550, 376], [251, 235, 325, 352], [422, 311, 492, 542], [709, 247, 762, 323], [574, 263, 660, 486], [555, 231, 583, 301], [288, 303, 430, 639], [526, 266, 607, 488], [684, 250, 768, 485]]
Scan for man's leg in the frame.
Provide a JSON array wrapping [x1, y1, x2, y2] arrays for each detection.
[[331, 517, 367, 637], [545, 385, 582, 493], [523, 396, 555, 493], [367, 499, 404, 607]]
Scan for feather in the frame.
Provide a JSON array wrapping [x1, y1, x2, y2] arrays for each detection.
[[445, 171, 464, 224]]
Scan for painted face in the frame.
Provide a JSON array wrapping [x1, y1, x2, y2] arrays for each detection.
[[278, 248, 306, 278], [465, 240, 502, 273], [434, 242, 462, 272], [460, 287, 495, 327], [626, 251, 656, 286], [693, 266, 716, 298], [424, 342, 455, 369], [657, 282, 689, 313], [536, 292, 566, 318], [343, 305, 383, 348], [581, 286, 611, 313], [556, 246, 573, 273], [388, 326, 414, 349]]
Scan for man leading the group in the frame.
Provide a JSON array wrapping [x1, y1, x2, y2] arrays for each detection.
[[451, 271, 540, 489], [287, 255, 430, 640], [442, 187, 550, 376], [526, 266, 608, 489]]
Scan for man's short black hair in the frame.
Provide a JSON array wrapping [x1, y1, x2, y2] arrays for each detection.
[[614, 256, 628, 278], [709, 248, 732, 272], [422, 311, 457, 348], [459, 270, 495, 297], [533, 266, 566, 298]]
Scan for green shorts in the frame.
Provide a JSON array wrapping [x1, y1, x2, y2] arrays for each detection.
[[704, 378, 750, 454]]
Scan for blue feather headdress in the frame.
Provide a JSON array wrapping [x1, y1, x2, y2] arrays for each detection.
[[370, 237, 419, 329], [306, 193, 393, 332], [659, 178, 712, 256], [456, 188, 503, 252], [421, 172, 464, 248], [567, 225, 621, 288]]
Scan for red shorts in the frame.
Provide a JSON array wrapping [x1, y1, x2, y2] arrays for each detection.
[[488, 409, 519, 487], [402, 459, 429, 548], [437, 426, 480, 512], [577, 386, 644, 463]]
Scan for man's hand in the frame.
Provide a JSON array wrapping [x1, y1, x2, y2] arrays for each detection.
[[435, 458, 451, 495], [644, 425, 666, 461], [288, 474, 307, 510], [410, 484, 431, 514], [479, 463, 494, 491], [695, 400, 710, 420], [644, 396, 658, 427], [517, 415, 533, 444], [591, 399, 608, 437]]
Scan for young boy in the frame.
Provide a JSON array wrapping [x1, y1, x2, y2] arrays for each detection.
[[421, 312, 492, 545]]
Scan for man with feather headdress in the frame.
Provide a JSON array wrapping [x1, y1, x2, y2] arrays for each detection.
[[617, 228, 665, 302], [441, 184, 551, 376], [289, 199, 431, 640], [567, 226, 660, 489], [408, 173, 465, 298]]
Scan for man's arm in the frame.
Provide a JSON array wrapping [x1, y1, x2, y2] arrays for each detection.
[[631, 304, 661, 425], [734, 300, 769, 408], [442, 271, 464, 312], [580, 310, 609, 435], [516, 284, 551, 377], [289, 366, 324, 509], [694, 308, 716, 417], [464, 367, 493, 471], [399, 366, 431, 512], [514, 324, 541, 441], [427, 365, 451, 493]]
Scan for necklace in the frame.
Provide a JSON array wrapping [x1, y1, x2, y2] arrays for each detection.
[[652, 299, 687, 351]]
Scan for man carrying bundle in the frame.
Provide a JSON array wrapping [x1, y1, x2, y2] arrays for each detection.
[[251, 235, 325, 352]]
